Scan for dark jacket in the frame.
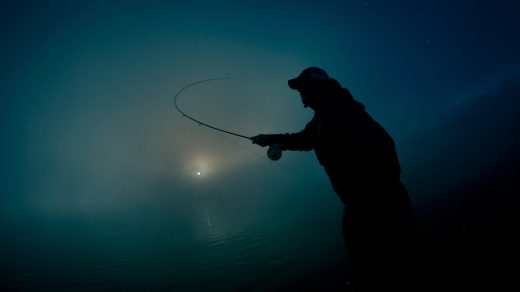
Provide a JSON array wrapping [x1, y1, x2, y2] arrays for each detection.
[[269, 86, 402, 204]]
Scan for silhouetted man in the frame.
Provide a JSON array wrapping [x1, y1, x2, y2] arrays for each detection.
[[251, 67, 414, 291]]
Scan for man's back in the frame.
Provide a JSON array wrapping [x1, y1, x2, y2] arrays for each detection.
[[311, 91, 402, 204]]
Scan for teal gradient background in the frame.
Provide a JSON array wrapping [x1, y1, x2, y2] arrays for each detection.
[[1, 1, 519, 290]]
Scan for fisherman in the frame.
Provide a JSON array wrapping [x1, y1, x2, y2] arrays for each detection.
[[251, 67, 414, 291]]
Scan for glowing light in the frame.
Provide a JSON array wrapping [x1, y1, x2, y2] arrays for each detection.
[[187, 156, 212, 178]]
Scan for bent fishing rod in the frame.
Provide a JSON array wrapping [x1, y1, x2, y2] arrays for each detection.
[[173, 78, 282, 161], [173, 78, 252, 140]]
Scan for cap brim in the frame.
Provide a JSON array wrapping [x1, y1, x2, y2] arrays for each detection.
[[288, 77, 300, 90]]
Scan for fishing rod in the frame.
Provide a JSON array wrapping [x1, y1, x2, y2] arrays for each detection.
[[173, 78, 252, 140], [173, 77, 333, 189], [173, 78, 282, 160]]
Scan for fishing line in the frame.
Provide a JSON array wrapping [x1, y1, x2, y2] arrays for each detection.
[[210, 129, 328, 189]]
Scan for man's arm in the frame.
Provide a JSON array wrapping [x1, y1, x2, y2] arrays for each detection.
[[251, 119, 316, 151]]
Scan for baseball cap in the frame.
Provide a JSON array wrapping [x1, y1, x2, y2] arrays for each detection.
[[288, 67, 330, 90]]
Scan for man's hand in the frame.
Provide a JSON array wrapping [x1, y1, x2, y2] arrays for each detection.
[[251, 134, 271, 147]]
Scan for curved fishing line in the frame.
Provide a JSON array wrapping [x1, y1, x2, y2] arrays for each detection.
[[174, 78, 252, 140]]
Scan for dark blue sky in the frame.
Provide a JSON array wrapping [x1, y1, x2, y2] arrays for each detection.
[[1, 0, 520, 231]]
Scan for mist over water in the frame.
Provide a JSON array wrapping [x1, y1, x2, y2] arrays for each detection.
[[2, 149, 345, 291], [2, 76, 345, 290]]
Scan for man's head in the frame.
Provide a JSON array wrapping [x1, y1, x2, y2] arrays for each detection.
[[288, 67, 331, 109]]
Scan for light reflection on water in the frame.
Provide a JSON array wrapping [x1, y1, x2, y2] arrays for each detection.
[[1, 187, 347, 291]]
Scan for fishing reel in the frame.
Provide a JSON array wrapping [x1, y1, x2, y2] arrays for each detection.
[[267, 144, 282, 161]]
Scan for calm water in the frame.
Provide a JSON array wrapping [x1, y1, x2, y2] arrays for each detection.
[[1, 179, 347, 291]]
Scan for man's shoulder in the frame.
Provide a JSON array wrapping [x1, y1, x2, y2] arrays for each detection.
[[321, 98, 360, 115]]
